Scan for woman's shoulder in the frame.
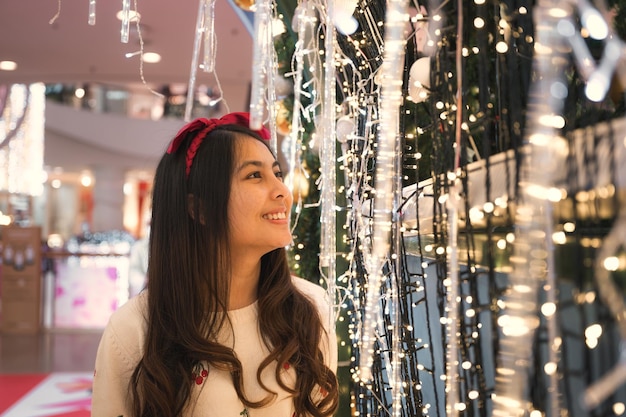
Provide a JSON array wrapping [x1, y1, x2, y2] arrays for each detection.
[[291, 276, 331, 309], [96, 292, 148, 370], [110, 291, 148, 323], [291, 275, 325, 295], [290, 276, 335, 342], [105, 292, 148, 344]]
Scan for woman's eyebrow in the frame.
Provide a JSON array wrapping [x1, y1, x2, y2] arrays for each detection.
[[236, 160, 280, 172]]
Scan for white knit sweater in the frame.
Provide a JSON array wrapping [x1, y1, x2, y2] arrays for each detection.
[[91, 277, 337, 417]]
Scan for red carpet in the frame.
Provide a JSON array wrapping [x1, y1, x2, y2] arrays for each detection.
[[0, 374, 48, 412], [0, 373, 92, 417]]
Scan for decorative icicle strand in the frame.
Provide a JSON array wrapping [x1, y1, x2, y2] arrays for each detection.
[[88, 0, 96, 25], [184, 0, 207, 122], [249, 0, 272, 130], [358, 0, 408, 400], [121, 0, 131, 43], [445, 0, 463, 415], [493, 1, 570, 416], [319, 0, 338, 362], [202, 0, 216, 73]]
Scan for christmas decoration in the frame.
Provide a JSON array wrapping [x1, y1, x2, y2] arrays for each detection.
[[232, 0, 255, 12]]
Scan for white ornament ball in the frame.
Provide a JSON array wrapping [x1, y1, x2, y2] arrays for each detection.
[[408, 57, 431, 103], [335, 0, 358, 15], [336, 116, 356, 143], [274, 75, 294, 98], [334, 13, 359, 35]]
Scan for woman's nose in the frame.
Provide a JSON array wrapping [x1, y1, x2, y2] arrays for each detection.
[[273, 177, 289, 200]]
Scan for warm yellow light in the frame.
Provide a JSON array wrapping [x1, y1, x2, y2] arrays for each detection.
[[142, 52, 161, 63], [552, 231, 566, 245], [541, 302, 557, 317], [548, 7, 568, 18], [116, 10, 141, 21], [603, 256, 620, 271], [539, 114, 566, 129], [585, 323, 603, 339], [0, 60, 17, 71], [286, 169, 310, 202], [80, 174, 92, 187], [0, 213, 11, 225]]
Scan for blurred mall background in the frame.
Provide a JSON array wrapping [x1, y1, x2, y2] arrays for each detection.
[[0, 0, 258, 358]]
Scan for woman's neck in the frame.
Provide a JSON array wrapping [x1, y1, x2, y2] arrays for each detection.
[[228, 258, 261, 310]]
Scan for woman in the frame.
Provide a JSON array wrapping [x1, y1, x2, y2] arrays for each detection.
[[91, 112, 339, 417]]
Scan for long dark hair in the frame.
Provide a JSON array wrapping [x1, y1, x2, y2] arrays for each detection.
[[129, 123, 338, 417]]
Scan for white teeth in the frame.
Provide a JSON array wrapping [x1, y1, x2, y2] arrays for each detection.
[[264, 212, 286, 220]]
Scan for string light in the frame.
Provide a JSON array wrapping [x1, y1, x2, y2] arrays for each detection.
[[0, 84, 45, 197], [26, 0, 626, 413], [265, 0, 626, 415]]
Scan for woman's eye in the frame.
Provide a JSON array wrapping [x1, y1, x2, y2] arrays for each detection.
[[275, 170, 284, 179], [248, 171, 262, 179]]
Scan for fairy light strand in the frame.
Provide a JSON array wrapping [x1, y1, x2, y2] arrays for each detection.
[[132, 0, 164, 100], [49, 0, 62, 25], [358, 0, 408, 405], [493, 0, 570, 415], [444, 0, 463, 414], [253, 0, 626, 416]]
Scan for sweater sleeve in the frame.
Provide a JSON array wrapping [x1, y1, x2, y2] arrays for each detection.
[[91, 295, 146, 417]]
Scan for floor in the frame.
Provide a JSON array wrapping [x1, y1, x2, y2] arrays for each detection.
[[0, 330, 102, 374], [0, 331, 101, 416], [0, 331, 104, 417]]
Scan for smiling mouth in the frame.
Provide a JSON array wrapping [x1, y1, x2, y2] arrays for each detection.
[[263, 212, 287, 220]]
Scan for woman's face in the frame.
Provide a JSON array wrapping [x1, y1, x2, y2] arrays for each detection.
[[228, 136, 293, 258]]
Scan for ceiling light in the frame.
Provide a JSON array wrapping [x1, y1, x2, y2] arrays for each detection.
[[116, 10, 141, 22], [125, 51, 161, 63], [142, 52, 161, 63], [0, 61, 17, 71]]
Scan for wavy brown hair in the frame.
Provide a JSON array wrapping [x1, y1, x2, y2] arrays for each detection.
[[128, 123, 338, 417]]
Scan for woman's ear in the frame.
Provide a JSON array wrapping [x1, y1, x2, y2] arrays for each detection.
[[187, 194, 206, 224]]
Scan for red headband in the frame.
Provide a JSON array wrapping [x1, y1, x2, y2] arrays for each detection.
[[166, 112, 271, 177]]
